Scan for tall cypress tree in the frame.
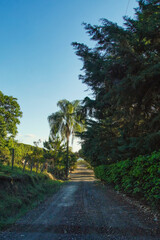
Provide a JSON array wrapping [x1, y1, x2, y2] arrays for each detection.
[[72, 0, 160, 165]]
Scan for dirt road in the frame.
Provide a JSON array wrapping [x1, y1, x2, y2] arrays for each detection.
[[0, 165, 160, 240]]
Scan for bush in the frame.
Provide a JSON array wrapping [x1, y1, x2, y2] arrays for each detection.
[[94, 151, 160, 209]]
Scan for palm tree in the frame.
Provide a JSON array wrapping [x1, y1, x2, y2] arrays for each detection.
[[48, 99, 85, 178]]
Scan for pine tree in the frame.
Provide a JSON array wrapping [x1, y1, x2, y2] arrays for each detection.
[[72, 0, 160, 165]]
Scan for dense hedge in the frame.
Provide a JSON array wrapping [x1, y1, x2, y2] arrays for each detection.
[[94, 151, 160, 209]]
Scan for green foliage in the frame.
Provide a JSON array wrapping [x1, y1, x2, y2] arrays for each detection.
[[94, 150, 160, 209], [73, 0, 160, 165], [0, 140, 50, 175], [0, 90, 22, 139], [0, 91, 22, 165], [0, 164, 63, 230], [48, 99, 85, 142], [0, 91, 48, 174], [48, 99, 85, 178], [43, 135, 78, 179], [76, 159, 93, 169]]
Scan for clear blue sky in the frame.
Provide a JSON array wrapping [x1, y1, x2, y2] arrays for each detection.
[[0, 0, 138, 151]]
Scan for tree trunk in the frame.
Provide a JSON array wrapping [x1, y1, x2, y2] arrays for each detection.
[[11, 148, 14, 170], [66, 137, 69, 179], [36, 161, 39, 173], [23, 159, 27, 173], [41, 162, 46, 173], [30, 159, 33, 173]]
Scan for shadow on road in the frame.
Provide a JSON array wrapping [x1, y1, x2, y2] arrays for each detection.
[[70, 165, 95, 182], [1, 164, 160, 240]]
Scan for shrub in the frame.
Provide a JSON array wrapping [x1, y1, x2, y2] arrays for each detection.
[[94, 151, 160, 209]]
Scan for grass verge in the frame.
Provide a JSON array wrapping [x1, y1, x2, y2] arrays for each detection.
[[0, 164, 64, 230]]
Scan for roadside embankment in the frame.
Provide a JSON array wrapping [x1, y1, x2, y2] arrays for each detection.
[[0, 164, 63, 230]]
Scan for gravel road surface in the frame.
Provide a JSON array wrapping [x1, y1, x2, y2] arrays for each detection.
[[0, 165, 160, 240]]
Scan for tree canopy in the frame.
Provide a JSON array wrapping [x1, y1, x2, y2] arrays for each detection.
[[0, 91, 22, 139], [0, 90, 22, 160], [48, 99, 85, 177], [72, 0, 160, 166]]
